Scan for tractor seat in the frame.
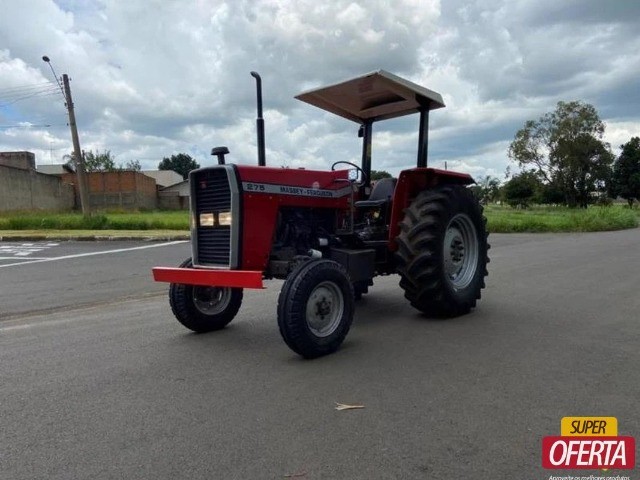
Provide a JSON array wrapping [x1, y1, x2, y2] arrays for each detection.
[[355, 177, 397, 208]]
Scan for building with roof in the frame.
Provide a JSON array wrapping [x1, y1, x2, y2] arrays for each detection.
[[141, 170, 184, 188], [158, 180, 189, 210], [37, 163, 75, 175], [1, 152, 74, 211]]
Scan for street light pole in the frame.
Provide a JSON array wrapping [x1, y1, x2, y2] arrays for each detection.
[[42, 56, 90, 216], [61, 73, 90, 216]]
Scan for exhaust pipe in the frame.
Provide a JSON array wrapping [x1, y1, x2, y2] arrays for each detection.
[[250, 71, 266, 167]]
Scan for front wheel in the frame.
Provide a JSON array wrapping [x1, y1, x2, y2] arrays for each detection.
[[395, 185, 489, 317], [169, 258, 243, 333], [277, 259, 355, 358]]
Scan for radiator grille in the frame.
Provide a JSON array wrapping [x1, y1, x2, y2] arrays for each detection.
[[193, 168, 232, 266]]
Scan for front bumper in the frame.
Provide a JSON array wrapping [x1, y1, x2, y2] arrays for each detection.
[[152, 267, 264, 289]]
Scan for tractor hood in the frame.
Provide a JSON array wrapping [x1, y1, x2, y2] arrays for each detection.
[[295, 70, 445, 123]]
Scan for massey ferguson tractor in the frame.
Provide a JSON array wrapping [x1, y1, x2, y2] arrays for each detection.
[[153, 70, 489, 358]]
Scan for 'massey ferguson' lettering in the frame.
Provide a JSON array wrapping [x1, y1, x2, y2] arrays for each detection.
[[542, 436, 635, 469], [304, 188, 333, 197], [242, 182, 350, 198], [278, 186, 332, 197], [280, 186, 303, 194]]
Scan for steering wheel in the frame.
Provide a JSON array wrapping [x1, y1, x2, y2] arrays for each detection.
[[331, 161, 368, 184]]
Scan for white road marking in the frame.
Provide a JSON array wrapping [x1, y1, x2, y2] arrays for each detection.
[[1, 310, 104, 332], [0, 242, 57, 257], [0, 240, 188, 268], [0, 297, 160, 332], [0, 256, 49, 260]]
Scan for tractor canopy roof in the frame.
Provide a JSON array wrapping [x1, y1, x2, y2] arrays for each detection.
[[295, 70, 445, 124]]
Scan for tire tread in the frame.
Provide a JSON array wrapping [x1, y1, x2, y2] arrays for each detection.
[[395, 185, 489, 317]]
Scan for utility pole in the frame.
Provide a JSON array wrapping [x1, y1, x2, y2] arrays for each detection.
[[62, 74, 90, 216], [42, 56, 90, 216]]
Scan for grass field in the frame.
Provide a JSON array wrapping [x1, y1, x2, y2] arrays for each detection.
[[0, 205, 638, 234], [0, 210, 189, 231], [484, 204, 639, 233]]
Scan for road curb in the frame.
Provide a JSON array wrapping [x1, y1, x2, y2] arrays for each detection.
[[0, 234, 190, 242]]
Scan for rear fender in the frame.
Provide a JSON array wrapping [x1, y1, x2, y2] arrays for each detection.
[[388, 168, 474, 251]]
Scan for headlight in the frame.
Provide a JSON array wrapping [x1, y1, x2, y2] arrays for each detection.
[[218, 211, 232, 226], [199, 212, 231, 227], [199, 213, 215, 227]]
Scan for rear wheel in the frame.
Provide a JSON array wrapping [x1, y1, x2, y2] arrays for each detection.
[[169, 258, 243, 332], [278, 259, 355, 358], [395, 185, 489, 317]]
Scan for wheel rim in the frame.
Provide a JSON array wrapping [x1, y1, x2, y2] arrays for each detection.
[[305, 281, 345, 337], [192, 286, 231, 315], [443, 213, 479, 290]]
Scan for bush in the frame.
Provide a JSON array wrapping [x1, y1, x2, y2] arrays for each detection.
[[503, 172, 542, 208]]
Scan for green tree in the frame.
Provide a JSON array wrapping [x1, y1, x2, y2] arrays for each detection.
[[470, 175, 501, 204], [508, 101, 614, 208], [370, 170, 392, 181], [65, 151, 142, 173], [64, 150, 116, 172], [84, 150, 117, 172], [158, 153, 200, 180], [123, 159, 142, 171], [611, 137, 640, 207], [502, 171, 542, 208], [537, 181, 566, 205]]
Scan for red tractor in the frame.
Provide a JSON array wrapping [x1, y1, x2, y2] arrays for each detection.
[[153, 70, 489, 358]]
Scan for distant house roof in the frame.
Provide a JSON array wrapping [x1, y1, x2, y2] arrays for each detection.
[[142, 170, 184, 187], [37, 163, 75, 175], [160, 179, 190, 196]]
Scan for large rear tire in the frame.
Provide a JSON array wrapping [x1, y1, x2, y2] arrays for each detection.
[[277, 259, 355, 358], [395, 185, 489, 317], [169, 258, 243, 333]]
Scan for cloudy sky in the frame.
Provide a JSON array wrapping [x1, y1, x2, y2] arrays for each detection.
[[1, 0, 639, 180]]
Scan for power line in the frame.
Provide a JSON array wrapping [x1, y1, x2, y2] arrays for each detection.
[[0, 124, 52, 129], [0, 84, 59, 94], [0, 81, 56, 94], [0, 84, 60, 101], [0, 83, 59, 93], [0, 88, 61, 107]]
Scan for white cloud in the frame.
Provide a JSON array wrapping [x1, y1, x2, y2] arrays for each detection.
[[0, 0, 638, 182], [604, 121, 640, 155]]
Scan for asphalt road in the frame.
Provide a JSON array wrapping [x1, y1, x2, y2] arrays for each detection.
[[0, 239, 188, 319], [1, 231, 639, 479]]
